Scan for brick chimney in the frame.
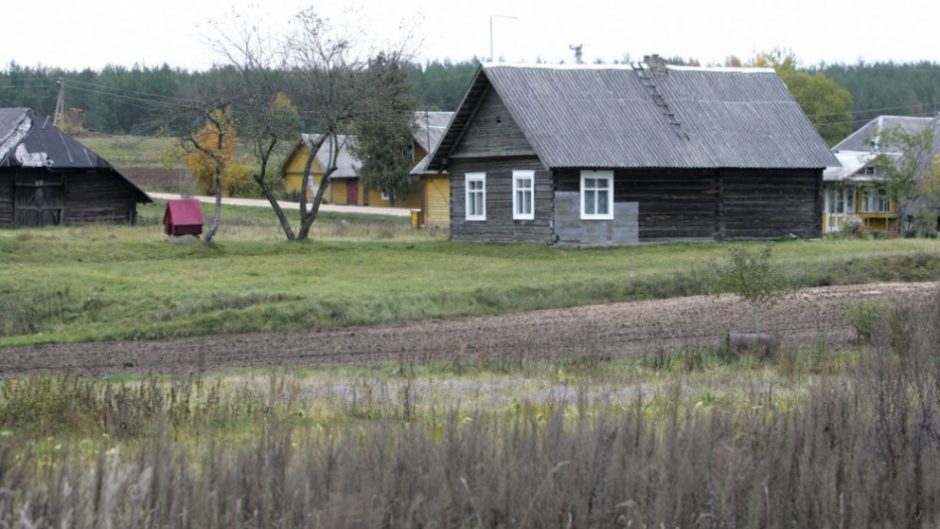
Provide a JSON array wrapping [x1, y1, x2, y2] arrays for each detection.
[[643, 54, 667, 73]]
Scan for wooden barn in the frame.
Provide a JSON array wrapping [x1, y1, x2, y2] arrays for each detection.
[[427, 58, 838, 244], [0, 108, 151, 227]]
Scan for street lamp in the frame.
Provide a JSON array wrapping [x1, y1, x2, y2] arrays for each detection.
[[489, 14, 518, 63]]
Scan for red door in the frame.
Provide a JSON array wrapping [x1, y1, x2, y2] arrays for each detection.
[[346, 180, 358, 205]]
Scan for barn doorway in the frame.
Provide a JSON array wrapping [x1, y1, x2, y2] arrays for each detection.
[[14, 180, 64, 227], [346, 180, 358, 205]]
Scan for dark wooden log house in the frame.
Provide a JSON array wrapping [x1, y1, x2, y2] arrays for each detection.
[[427, 58, 839, 244], [0, 108, 151, 227]]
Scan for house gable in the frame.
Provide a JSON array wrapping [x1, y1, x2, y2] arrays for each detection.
[[448, 85, 537, 160], [282, 142, 325, 177]]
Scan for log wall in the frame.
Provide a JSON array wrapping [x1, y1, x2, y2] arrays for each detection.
[[0, 173, 12, 227], [0, 168, 140, 226], [556, 169, 719, 241], [720, 169, 821, 239], [449, 157, 553, 243]]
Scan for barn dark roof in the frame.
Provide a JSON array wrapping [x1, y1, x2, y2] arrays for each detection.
[[832, 115, 940, 153], [0, 108, 151, 202], [429, 64, 838, 171]]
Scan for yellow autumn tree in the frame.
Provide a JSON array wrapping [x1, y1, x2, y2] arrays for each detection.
[[183, 111, 255, 197]]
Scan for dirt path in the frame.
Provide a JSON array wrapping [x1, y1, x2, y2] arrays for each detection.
[[148, 192, 412, 217], [2, 282, 937, 376]]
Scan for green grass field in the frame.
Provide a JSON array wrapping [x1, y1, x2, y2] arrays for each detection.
[[77, 134, 289, 174], [2, 200, 940, 347], [77, 135, 179, 169]]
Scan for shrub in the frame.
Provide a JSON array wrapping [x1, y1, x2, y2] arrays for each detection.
[[711, 245, 791, 334]]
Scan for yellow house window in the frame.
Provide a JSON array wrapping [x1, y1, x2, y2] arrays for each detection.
[[862, 189, 890, 213]]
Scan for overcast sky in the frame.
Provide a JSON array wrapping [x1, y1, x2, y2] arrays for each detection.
[[5, 0, 940, 71]]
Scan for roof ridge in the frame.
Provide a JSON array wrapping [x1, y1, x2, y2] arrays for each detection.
[[482, 62, 774, 74]]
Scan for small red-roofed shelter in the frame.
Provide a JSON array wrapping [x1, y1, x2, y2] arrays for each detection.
[[163, 198, 204, 237]]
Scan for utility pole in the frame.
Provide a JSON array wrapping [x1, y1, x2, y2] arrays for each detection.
[[489, 15, 518, 62], [569, 44, 583, 65], [53, 78, 65, 129]]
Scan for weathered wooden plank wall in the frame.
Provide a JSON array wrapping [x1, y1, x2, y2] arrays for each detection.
[[721, 169, 820, 239], [0, 169, 139, 226], [0, 173, 12, 227], [449, 157, 553, 243], [556, 169, 719, 241], [449, 89, 536, 160], [64, 171, 137, 224], [450, 165, 822, 244]]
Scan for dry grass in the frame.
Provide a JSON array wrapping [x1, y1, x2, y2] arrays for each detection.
[[1, 297, 940, 527]]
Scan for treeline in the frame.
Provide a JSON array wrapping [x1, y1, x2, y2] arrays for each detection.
[[0, 60, 478, 135], [0, 59, 937, 136], [821, 61, 940, 129]]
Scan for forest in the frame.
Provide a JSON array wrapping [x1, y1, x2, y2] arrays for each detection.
[[0, 58, 936, 142]]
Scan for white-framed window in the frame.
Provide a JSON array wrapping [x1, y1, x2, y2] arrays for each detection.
[[825, 187, 855, 215], [380, 191, 390, 201], [862, 188, 891, 213], [465, 172, 486, 221], [512, 170, 535, 220], [580, 170, 614, 220]]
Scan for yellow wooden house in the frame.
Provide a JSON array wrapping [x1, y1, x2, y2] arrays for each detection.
[[822, 151, 898, 234], [822, 115, 940, 234], [281, 134, 364, 206], [281, 112, 453, 227]]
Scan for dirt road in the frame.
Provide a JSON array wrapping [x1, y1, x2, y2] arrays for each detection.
[[2, 282, 936, 376], [148, 192, 413, 217]]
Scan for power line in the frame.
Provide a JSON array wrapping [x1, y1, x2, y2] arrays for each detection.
[[63, 84, 170, 107], [812, 109, 940, 127], [806, 103, 940, 119], [64, 77, 197, 104]]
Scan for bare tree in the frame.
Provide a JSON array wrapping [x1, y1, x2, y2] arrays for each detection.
[[212, 25, 301, 240], [204, 7, 415, 241], [210, 8, 389, 241], [284, 8, 364, 241]]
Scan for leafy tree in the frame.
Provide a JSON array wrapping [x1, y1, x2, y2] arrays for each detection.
[[712, 245, 791, 335], [754, 50, 854, 145], [182, 110, 254, 197], [354, 52, 417, 207], [877, 124, 940, 232]]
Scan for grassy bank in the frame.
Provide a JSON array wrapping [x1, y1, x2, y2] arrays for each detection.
[[2, 219, 940, 346], [77, 134, 178, 169], [0, 298, 938, 528]]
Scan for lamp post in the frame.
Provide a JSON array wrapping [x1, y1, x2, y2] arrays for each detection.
[[489, 14, 518, 62]]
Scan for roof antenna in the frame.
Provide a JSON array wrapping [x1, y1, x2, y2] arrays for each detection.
[[425, 109, 431, 158], [569, 44, 583, 65], [53, 78, 65, 130]]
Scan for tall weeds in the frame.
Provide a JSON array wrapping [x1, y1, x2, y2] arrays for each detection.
[[1, 299, 939, 528]]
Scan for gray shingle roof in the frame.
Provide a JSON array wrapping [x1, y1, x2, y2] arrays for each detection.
[[411, 111, 454, 176], [413, 111, 453, 153], [430, 64, 838, 170], [302, 133, 360, 179], [0, 107, 151, 202], [832, 115, 940, 153], [298, 111, 456, 179]]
